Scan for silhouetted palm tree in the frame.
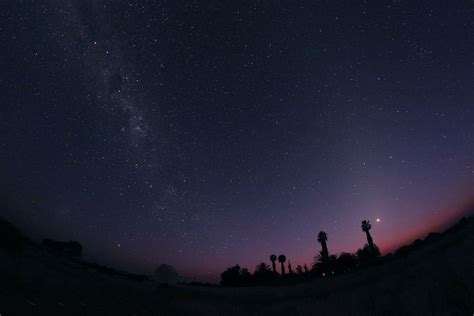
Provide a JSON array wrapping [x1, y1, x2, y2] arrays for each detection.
[[317, 231, 329, 262], [270, 254, 277, 273], [254, 262, 274, 284], [255, 262, 271, 274], [278, 254, 286, 275], [361, 220, 375, 251], [288, 260, 293, 274]]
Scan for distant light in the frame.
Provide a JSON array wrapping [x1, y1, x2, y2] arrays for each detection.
[[376, 218, 380, 222]]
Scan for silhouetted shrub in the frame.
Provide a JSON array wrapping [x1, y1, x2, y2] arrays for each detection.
[[335, 252, 357, 273], [412, 238, 422, 246], [296, 265, 303, 274], [312, 254, 337, 276], [357, 243, 380, 266]]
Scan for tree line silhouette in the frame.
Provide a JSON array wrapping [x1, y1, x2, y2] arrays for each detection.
[[221, 219, 381, 286], [221, 215, 474, 287], [1, 209, 471, 288]]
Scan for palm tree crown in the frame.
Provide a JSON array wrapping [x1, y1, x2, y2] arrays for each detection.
[[361, 220, 371, 232], [317, 231, 330, 262], [278, 254, 287, 275], [255, 262, 271, 273], [269, 254, 277, 273], [317, 231, 327, 243], [361, 219, 375, 252]]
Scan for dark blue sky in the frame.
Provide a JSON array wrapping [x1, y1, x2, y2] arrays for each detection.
[[1, 1, 473, 280]]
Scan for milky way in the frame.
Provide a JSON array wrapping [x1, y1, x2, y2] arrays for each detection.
[[1, 1, 473, 280]]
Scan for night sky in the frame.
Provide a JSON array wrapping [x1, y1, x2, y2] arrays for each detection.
[[1, 1, 473, 281]]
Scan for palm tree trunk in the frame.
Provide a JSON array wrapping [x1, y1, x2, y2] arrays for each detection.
[[366, 231, 374, 249], [321, 242, 329, 261], [271, 261, 276, 273], [280, 262, 285, 275]]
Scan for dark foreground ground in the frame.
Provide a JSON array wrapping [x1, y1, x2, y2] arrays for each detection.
[[1, 217, 473, 316]]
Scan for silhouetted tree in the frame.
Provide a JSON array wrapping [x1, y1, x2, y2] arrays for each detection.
[[253, 262, 274, 284], [317, 231, 329, 262], [270, 254, 277, 273], [255, 262, 271, 274], [335, 252, 357, 273], [361, 220, 375, 252], [221, 265, 252, 286], [394, 244, 413, 257], [288, 260, 293, 274], [304, 264, 309, 273], [296, 265, 303, 274], [357, 243, 381, 266], [240, 268, 252, 286], [221, 265, 241, 286], [312, 253, 337, 276], [278, 254, 286, 275]]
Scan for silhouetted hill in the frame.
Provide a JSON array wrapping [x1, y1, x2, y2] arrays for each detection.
[[0, 217, 27, 255]]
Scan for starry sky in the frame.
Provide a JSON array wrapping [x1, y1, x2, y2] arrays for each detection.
[[1, 1, 473, 281]]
